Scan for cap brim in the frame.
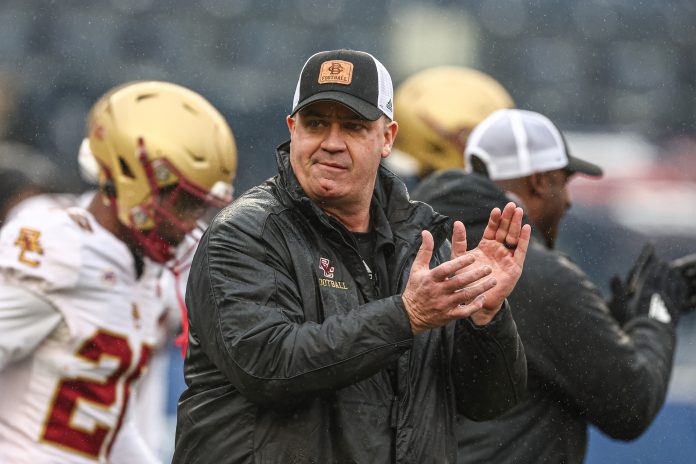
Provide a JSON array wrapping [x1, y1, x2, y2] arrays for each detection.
[[566, 155, 603, 177], [292, 91, 383, 121]]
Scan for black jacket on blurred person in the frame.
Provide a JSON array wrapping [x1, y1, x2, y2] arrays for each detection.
[[412, 170, 677, 464]]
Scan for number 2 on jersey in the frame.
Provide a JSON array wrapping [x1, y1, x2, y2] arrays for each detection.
[[41, 330, 151, 459]]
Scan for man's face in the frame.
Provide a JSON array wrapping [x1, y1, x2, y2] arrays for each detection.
[[287, 101, 397, 210]]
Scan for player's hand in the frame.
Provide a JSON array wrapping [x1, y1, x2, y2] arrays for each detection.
[[622, 244, 687, 326], [464, 202, 531, 323], [670, 252, 696, 313], [402, 229, 497, 334]]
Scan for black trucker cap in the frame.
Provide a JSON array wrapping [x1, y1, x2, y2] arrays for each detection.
[[291, 49, 394, 121]]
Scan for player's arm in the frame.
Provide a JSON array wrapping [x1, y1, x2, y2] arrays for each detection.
[[0, 279, 62, 370], [523, 254, 675, 440]]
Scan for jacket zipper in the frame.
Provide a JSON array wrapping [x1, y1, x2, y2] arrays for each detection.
[[390, 395, 399, 428]]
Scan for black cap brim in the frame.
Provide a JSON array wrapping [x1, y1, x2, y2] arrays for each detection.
[[292, 91, 383, 121], [566, 155, 603, 177]]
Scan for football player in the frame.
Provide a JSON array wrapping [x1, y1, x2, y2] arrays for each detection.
[[0, 81, 237, 463], [386, 66, 514, 187]]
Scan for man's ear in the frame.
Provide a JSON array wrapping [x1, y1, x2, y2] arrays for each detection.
[[381, 119, 399, 158], [287, 115, 296, 136], [528, 172, 548, 197]]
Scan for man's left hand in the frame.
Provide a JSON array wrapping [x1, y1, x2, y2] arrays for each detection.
[[450, 202, 531, 325]]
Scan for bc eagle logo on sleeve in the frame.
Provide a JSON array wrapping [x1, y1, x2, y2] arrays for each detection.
[[14, 227, 44, 267]]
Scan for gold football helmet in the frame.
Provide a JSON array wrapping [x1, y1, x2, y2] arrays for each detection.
[[87, 81, 237, 263], [394, 66, 514, 176]]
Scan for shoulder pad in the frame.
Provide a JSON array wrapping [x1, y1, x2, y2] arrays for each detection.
[[0, 208, 88, 291]]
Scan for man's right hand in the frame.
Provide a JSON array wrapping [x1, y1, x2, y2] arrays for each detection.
[[401, 229, 497, 335]]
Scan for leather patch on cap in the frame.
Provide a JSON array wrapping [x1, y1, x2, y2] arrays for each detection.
[[318, 60, 353, 85]]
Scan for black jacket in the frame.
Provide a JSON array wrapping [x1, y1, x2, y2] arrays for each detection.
[[412, 170, 677, 464], [173, 145, 527, 464]]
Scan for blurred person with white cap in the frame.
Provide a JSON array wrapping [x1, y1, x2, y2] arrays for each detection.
[[412, 108, 696, 463], [174, 49, 531, 463]]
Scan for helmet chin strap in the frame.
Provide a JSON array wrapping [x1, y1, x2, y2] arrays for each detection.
[[129, 218, 202, 357], [124, 138, 176, 264], [172, 269, 189, 357], [168, 233, 199, 357], [128, 227, 175, 264], [97, 169, 177, 265]]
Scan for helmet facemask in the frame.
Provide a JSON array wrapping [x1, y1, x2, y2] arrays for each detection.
[[103, 138, 233, 265]]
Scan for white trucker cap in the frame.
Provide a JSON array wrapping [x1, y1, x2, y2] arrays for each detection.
[[465, 109, 602, 180]]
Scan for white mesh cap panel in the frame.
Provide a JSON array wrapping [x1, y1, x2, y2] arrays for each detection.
[[371, 55, 394, 120], [465, 109, 570, 180], [520, 111, 569, 173], [292, 52, 320, 111]]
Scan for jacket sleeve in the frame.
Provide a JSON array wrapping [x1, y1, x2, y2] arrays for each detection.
[[451, 301, 527, 421], [517, 249, 676, 440], [186, 205, 414, 407]]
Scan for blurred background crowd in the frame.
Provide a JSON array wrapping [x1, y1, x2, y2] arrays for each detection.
[[0, 0, 694, 462]]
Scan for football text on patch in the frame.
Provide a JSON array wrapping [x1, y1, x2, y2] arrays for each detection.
[[319, 278, 348, 290], [318, 60, 354, 85]]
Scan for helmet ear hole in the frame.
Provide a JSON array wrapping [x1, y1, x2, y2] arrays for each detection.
[[426, 140, 447, 158], [118, 157, 135, 179]]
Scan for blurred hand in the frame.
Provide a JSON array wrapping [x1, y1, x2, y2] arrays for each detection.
[[670, 252, 696, 313], [610, 243, 687, 326], [608, 275, 631, 326]]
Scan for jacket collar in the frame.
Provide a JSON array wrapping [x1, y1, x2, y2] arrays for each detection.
[[412, 169, 547, 249]]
